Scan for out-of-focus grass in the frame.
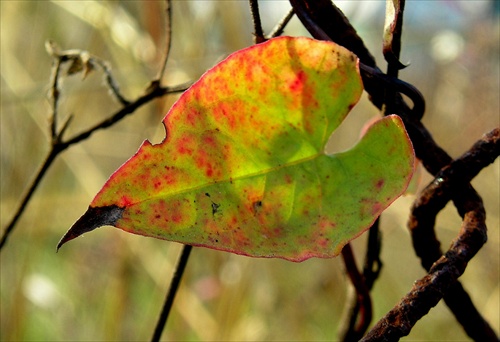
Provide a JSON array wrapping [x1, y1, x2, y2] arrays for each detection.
[[1, 1, 498, 341]]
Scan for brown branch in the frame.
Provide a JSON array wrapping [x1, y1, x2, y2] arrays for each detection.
[[362, 218, 382, 290], [159, 0, 172, 79], [0, 53, 191, 251], [151, 245, 193, 342], [267, 7, 294, 39], [249, 0, 265, 43], [339, 244, 373, 341], [291, 1, 498, 339], [362, 185, 489, 341], [407, 128, 499, 341], [289, 0, 377, 67], [362, 129, 499, 340]]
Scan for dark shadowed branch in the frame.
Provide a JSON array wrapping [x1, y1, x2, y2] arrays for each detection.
[[249, 0, 265, 43], [338, 244, 373, 341], [407, 128, 499, 341], [290, 0, 498, 340], [151, 245, 193, 342]]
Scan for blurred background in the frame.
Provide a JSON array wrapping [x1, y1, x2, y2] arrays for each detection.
[[1, 1, 498, 340]]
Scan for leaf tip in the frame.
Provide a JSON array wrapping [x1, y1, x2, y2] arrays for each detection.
[[57, 205, 124, 251]]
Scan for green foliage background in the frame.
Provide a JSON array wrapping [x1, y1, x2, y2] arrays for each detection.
[[1, 1, 498, 340]]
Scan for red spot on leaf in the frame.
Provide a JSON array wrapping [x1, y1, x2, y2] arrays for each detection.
[[120, 196, 134, 207], [177, 136, 194, 155], [375, 179, 384, 190], [186, 109, 199, 126], [289, 70, 307, 93]]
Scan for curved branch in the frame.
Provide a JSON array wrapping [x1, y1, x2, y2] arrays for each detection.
[[154, 0, 172, 85], [362, 185, 489, 341], [339, 244, 373, 341], [408, 128, 499, 341]]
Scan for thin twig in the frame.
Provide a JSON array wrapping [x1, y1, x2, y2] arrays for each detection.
[[0, 148, 58, 249], [339, 244, 373, 341], [154, 0, 172, 86], [362, 218, 382, 290], [62, 81, 191, 147], [91, 58, 130, 106], [249, 0, 266, 43], [48, 58, 63, 139], [151, 245, 193, 342], [0, 80, 190, 251], [266, 8, 294, 39]]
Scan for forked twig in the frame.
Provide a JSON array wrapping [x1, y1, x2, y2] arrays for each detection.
[[0, 29, 191, 251]]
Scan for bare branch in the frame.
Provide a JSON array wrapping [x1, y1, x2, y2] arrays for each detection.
[[362, 186, 491, 341], [267, 8, 294, 38], [0, 74, 190, 251], [153, 0, 172, 87], [151, 245, 193, 342], [249, 0, 266, 43], [339, 244, 373, 341]]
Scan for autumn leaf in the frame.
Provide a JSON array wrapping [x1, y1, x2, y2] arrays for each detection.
[[58, 36, 414, 262]]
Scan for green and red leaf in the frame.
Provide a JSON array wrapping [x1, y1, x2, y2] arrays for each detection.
[[59, 37, 414, 262]]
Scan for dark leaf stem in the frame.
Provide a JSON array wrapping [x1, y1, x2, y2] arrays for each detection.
[[151, 245, 193, 342]]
